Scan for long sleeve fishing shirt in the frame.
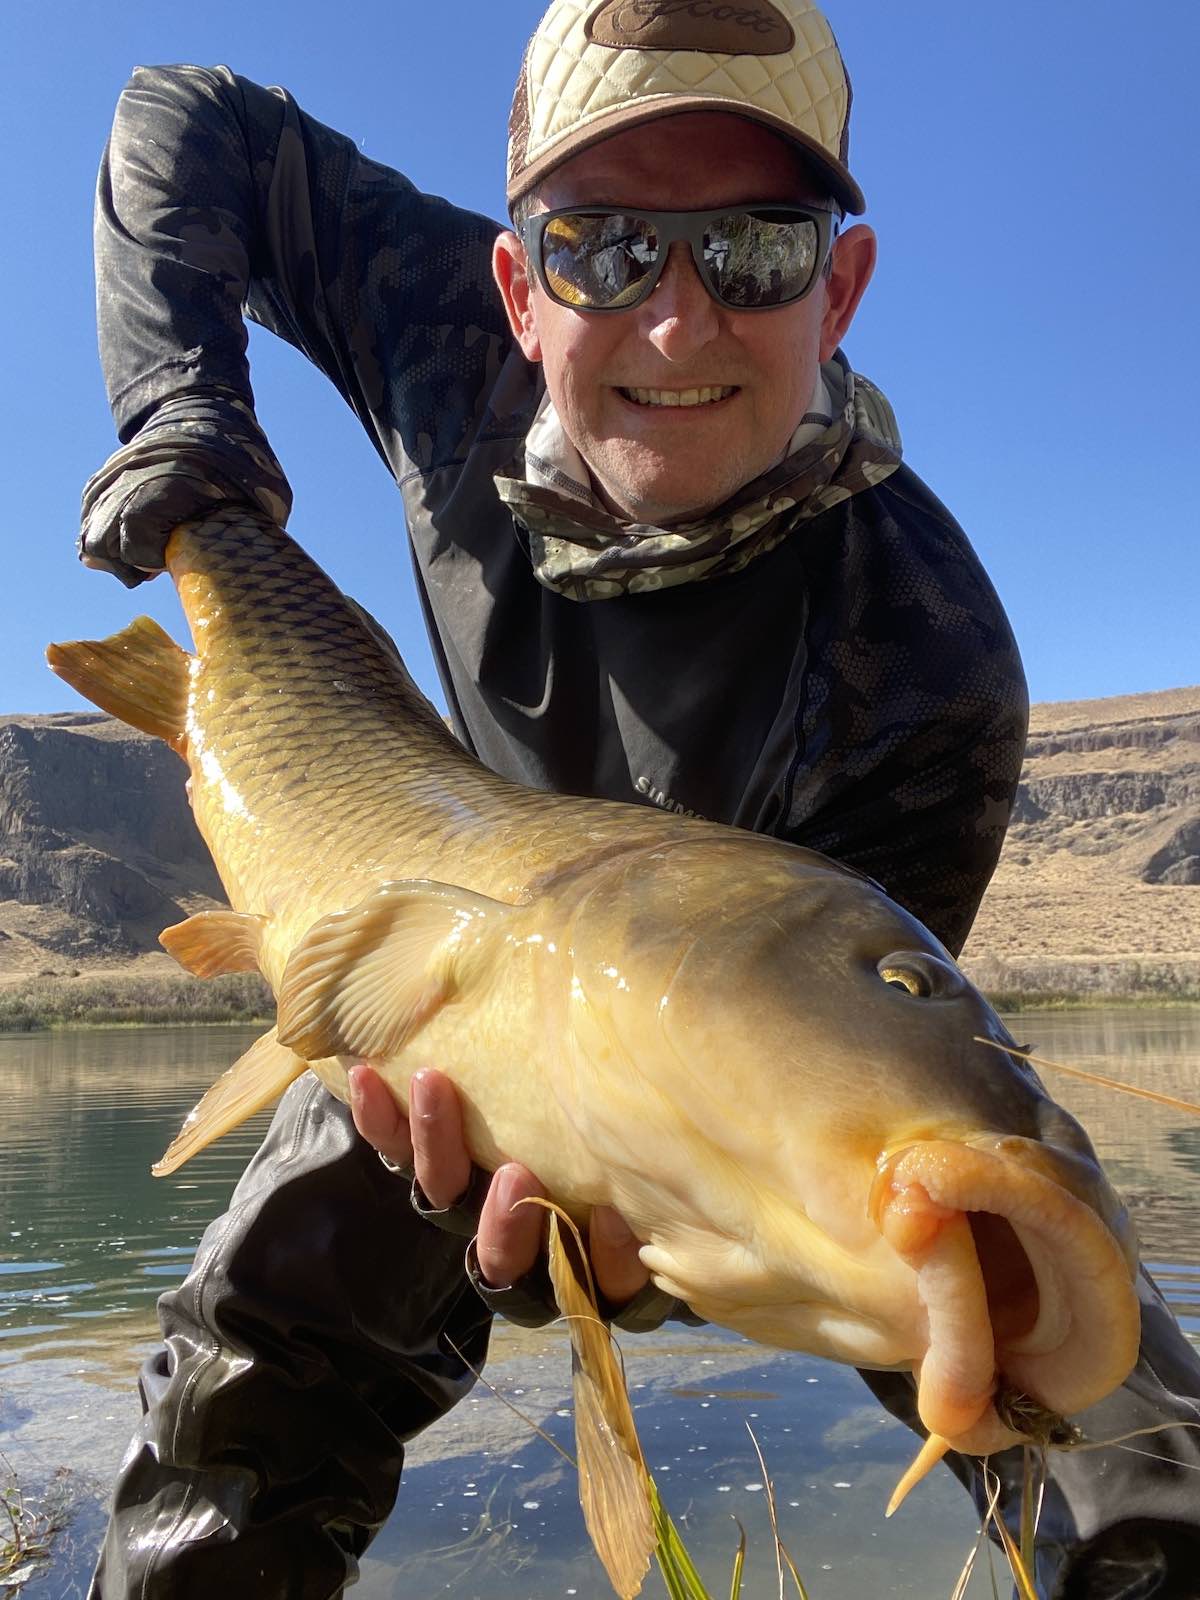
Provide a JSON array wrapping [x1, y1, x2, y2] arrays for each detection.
[[85, 63, 1028, 959]]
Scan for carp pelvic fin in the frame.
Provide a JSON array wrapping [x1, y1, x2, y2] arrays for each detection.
[[160, 909, 267, 977], [46, 617, 191, 755], [276, 879, 516, 1061], [153, 1026, 308, 1175], [525, 1200, 654, 1599]]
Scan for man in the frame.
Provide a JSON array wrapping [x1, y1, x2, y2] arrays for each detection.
[[79, 2, 1200, 1595]]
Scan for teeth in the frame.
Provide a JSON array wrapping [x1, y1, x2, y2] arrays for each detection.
[[623, 385, 736, 407]]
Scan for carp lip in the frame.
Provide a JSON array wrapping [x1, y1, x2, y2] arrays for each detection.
[[869, 1138, 1141, 1454]]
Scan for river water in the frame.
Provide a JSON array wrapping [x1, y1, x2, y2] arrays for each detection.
[[1, 1009, 1197, 1598]]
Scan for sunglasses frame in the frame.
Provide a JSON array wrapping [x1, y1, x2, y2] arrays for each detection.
[[519, 201, 840, 315]]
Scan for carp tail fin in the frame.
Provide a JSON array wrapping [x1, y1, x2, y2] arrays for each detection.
[[46, 616, 191, 755], [153, 1026, 306, 1176]]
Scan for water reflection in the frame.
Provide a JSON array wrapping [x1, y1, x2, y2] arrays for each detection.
[[1012, 1007, 1200, 1316], [1, 1008, 1198, 1598], [0, 1024, 270, 1341]]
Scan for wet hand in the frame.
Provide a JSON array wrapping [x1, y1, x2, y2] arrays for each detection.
[[348, 1064, 649, 1305]]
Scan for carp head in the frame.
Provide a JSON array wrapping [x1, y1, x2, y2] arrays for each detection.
[[553, 833, 1141, 1460]]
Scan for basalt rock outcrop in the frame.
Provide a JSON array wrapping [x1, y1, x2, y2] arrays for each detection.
[[0, 713, 221, 967]]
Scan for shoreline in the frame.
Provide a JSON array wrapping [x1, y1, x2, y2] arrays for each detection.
[[7, 998, 1194, 1032], [0, 974, 1196, 1031], [0, 1013, 275, 1033], [987, 993, 1200, 1013]]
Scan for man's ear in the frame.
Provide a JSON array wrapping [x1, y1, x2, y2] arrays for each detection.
[[493, 230, 543, 362], [819, 223, 876, 362]]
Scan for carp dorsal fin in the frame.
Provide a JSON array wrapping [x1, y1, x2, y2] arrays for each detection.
[[46, 617, 192, 755], [153, 1026, 307, 1176], [276, 879, 516, 1061], [160, 909, 267, 977]]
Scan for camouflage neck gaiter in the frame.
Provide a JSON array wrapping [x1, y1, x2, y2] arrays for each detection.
[[495, 351, 903, 602]]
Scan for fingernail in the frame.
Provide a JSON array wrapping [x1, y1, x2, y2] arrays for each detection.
[[347, 1064, 368, 1110], [493, 1166, 522, 1214]]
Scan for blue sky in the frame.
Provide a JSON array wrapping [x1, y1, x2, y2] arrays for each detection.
[[3, 0, 1196, 715]]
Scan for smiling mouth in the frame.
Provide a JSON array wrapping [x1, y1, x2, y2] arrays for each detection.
[[618, 385, 738, 408]]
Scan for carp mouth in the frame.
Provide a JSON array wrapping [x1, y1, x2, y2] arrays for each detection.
[[968, 1212, 1040, 1346], [870, 1139, 1140, 1455]]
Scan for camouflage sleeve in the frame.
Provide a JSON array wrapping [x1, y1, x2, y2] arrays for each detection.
[[794, 694, 1028, 959], [784, 473, 1030, 958], [81, 65, 510, 581]]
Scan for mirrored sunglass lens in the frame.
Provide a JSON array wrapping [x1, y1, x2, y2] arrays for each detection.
[[703, 211, 819, 307], [542, 213, 658, 308]]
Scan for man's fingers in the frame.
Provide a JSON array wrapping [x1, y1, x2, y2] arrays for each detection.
[[409, 1069, 472, 1211], [350, 1066, 477, 1213], [348, 1066, 646, 1309], [348, 1063, 413, 1170], [589, 1205, 651, 1306], [475, 1165, 546, 1288]]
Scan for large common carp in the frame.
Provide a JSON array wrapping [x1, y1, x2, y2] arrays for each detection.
[[48, 508, 1140, 1464]]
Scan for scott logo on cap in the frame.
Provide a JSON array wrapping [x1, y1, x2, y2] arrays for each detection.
[[587, 0, 796, 54]]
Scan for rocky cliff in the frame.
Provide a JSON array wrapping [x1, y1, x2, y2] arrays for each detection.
[[0, 713, 221, 976], [961, 686, 1200, 997], [2, 689, 1197, 997]]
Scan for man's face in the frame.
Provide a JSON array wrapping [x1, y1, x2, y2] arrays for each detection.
[[494, 113, 875, 525]]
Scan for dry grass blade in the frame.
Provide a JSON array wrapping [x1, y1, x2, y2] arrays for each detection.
[[973, 1036, 1200, 1117], [442, 1333, 576, 1467], [745, 1424, 809, 1600], [982, 1465, 1038, 1600], [518, 1197, 655, 1599], [1019, 1445, 1046, 1579], [950, 1469, 1003, 1600], [994, 1515, 1038, 1600], [0, 1456, 72, 1586], [1068, 1419, 1200, 1459], [948, 1538, 982, 1600]]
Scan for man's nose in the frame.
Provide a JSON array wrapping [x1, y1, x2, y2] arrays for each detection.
[[636, 242, 721, 361]]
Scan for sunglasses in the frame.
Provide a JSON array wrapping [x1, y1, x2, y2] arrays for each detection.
[[519, 202, 839, 314]]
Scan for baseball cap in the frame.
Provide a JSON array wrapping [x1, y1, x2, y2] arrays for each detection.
[[507, 0, 865, 216]]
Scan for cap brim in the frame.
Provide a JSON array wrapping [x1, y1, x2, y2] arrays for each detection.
[[508, 98, 865, 216]]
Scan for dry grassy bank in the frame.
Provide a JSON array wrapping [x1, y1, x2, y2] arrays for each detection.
[[0, 971, 274, 1030], [962, 955, 1200, 1010]]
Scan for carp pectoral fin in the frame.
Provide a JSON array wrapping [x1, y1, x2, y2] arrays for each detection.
[[160, 909, 267, 976], [152, 1026, 307, 1176], [46, 617, 192, 756], [276, 879, 516, 1060]]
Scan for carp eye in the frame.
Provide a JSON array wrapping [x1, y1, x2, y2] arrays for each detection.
[[879, 965, 932, 997], [876, 952, 966, 1000]]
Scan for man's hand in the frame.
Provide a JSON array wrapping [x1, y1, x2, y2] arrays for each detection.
[[348, 1065, 649, 1306], [80, 472, 218, 586]]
